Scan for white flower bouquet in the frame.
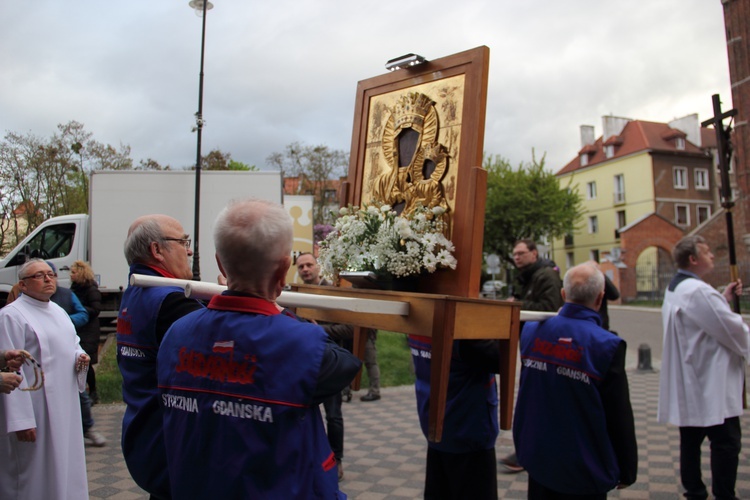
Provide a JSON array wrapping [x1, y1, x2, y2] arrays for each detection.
[[318, 201, 457, 281]]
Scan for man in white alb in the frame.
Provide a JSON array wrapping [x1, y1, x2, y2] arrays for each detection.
[[659, 236, 750, 500], [0, 258, 90, 500]]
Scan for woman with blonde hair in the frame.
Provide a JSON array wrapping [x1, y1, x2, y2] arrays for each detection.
[[70, 260, 102, 403]]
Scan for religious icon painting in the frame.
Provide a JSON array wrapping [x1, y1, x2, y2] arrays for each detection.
[[344, 46, 491, 297]]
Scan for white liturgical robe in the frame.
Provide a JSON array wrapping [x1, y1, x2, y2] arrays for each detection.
[[658, 273, 750, 428], [0, 293, 88, 500]]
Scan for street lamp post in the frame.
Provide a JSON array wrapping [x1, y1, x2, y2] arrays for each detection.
[[188, 0, 213, 281]]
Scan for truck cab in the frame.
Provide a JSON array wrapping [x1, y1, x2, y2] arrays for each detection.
[[0, 214, 88, 306]]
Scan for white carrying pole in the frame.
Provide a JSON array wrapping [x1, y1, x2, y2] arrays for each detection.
[[129, 274, 195, 289], [128, 274, 553, 321], [519, 311, 557, 322], [129, 274, 410, 316]]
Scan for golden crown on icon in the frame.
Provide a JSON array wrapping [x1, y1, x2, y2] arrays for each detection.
[[392, 92, 435, 130]]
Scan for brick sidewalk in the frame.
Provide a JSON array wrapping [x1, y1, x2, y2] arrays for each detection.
[[86, 369, 750, 499]]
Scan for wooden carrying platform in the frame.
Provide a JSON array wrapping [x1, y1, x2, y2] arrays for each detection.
[[289, 284, 521, 442], [129, 274, 527, 443]]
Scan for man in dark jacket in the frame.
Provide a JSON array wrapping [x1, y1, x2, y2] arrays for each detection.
[[514, 263, 637, 498], [409, 334, 501, 499], [510, 239, 563, 312]]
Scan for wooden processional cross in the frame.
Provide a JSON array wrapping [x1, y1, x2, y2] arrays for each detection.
[[702, 94, 740, 313]]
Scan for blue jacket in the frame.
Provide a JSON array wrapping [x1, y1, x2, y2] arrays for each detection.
[[117, 263, 202, 498], [408, 335, 499, 453], [513, 303, 637, 494], [158, 293, 358, 500], [51, 287, 89, 328]]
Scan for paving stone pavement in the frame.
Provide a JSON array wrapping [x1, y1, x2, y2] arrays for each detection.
[[86, 369, 750, 499]]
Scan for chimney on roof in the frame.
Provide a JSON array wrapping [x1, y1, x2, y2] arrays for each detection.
[[580, 125, 596, 148], [668, 113, 701, 147], [602, 115, 631, 141]]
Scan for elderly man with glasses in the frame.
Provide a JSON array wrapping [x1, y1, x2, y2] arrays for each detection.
[[0, 258, 91, 500], [116, 214, 204, 500], [157, 199, 360, 499]]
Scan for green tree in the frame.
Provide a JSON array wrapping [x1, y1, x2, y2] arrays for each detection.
[[201, 148, 231, 170], [190, 148, 257, 171], [483, 152, 582, 266], [0, 121, 133, 252], [227, 159, 257, 171], [266, 142, 348, 225], [137, 158, 170, 171], [50, 121, 132, 213]]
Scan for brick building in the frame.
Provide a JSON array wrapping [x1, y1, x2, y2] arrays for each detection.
[[692, 0, 750, 288], [552, 2, 750, 300], [282, 175, 347, 226], [552, 115, 722, 301]]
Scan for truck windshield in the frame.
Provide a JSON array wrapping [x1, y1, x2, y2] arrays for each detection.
[[25, 223, 76, 260]]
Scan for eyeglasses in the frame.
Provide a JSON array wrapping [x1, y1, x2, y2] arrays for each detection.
[[164, 238, 192, 250], [21, 272, 58, 281], [512, 251, 530, 258]]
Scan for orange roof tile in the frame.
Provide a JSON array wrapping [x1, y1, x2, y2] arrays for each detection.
[[557, 120, 708, 176]]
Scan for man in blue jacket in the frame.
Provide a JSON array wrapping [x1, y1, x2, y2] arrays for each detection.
[[514, 262, 637, 499], [158, 199, 360, 499], [409, 334, 501, 498], [116, 214, 203, 499]]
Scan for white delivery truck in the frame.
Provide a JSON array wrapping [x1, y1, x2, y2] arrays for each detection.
[[0, 170, 283, 318]]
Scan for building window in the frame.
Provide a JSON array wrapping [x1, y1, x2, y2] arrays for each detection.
[[586, 181, 597, 200], [673, 166, 688, 189], [590, 249, 600, 262], [566, 252, 574, 269], [588, 215, 599, 234], [676, 137, 685, 150], [323, 189, 338, 203], [580, 154, 589, 167], [697, 205, 711, 225], [614, 210, 626, 239], [604, 145, 614, 159], [616, 210, 627, 229], [675, 204, 690, 226], [613, 174, 625, 204], [694, 168, 709, 190]]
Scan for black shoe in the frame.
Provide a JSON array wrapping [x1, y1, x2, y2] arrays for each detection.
[[360, 393, 381, 402]]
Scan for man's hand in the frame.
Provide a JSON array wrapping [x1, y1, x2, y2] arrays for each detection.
[[0, 372, 22, 394], [16, 428, 36, 442], [4, 349, 25, 372], [76, 353, 90, 372], [723, 279, 743, 303]]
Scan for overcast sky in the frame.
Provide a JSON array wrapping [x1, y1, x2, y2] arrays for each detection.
[[0, 0, 732, 174]]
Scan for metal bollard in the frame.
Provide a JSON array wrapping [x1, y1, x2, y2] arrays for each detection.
[[637, 344, 652, 371]]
